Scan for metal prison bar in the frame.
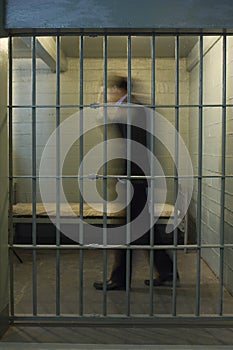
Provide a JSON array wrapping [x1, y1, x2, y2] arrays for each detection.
[[8, 33, 233, 325]]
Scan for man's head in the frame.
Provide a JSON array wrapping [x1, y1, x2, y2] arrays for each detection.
[[98, 75, 128, 103]]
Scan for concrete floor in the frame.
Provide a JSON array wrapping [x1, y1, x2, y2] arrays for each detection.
[[0, 344, 233, 350], [1, 345, 233, 350], [1, 249, 233, 346]]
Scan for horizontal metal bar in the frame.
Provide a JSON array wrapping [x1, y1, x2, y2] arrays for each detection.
[[9, 243, 233, 250], [7, 103, 233, 109], [9, 174, 233, 180], [12, 32, 233, 38], [9, 30, 233, 37], [10, 315, 233, 326]]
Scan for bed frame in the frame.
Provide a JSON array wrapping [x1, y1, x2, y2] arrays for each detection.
[[12, 202, 185, 245]]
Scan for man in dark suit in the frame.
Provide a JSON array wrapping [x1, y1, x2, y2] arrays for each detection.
[[93, 75, 178, 290]]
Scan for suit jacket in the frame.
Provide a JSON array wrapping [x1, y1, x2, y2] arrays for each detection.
[[110, 97, 150, 186]]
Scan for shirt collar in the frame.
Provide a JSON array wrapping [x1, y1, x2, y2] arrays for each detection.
[[115, 94, 127, 106]]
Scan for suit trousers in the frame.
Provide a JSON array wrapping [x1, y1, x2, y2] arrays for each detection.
[[109, 182, 174, 285]]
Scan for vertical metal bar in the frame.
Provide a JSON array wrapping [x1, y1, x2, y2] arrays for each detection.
[[126, 35, 132, 316], [219, 34, 226, 316], [55, 35, 61, 316], [8, 36, 15, 318], [31, 36, 37, 316], [149, 33, 155, 316], [196, 34, 203, 316], [102, 34, 108, 316], [79, 35, 84, 316], [172, 35, 179, 316]]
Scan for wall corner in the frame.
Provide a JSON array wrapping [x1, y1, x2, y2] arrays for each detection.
[[0, 0, 7, 38]]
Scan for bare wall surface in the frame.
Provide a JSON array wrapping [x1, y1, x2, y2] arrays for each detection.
[[4, 0, 233, 31], [0, 37, 9, 337], [0, 0, 6, 37], [188, 36, 233, 294], [11, 55, 189, 203]]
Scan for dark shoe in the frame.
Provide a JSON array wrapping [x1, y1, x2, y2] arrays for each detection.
[[93, 279, 126, 291], [144, 274, 180, 287]]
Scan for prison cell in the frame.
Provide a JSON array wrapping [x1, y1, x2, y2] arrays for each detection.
[[7, 33, 233, 325]]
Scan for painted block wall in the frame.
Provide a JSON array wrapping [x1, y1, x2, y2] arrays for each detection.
[[0, 38, 9, 337], [188, 36, 233, 294], [12, 54, 189, 205]]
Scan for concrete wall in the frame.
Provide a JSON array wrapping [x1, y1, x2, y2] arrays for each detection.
[[12, 54, 189, 204], [0, 37, 9, 337], [188, 36, 233, 294]]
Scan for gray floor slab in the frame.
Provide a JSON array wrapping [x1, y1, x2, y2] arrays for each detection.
[[0, 345, 233, 350], [2, 326, 233, 346], [8, 249, 233, 316], [1, 250, 233, 346]]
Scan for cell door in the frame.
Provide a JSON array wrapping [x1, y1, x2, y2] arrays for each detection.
[[8, 33, 233, 325]]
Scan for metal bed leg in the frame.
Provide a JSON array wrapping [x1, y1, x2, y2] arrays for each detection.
[[12, 249, 23, 263]]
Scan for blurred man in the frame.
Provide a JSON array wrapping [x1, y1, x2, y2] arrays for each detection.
[[93, 75, 177, 290]]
